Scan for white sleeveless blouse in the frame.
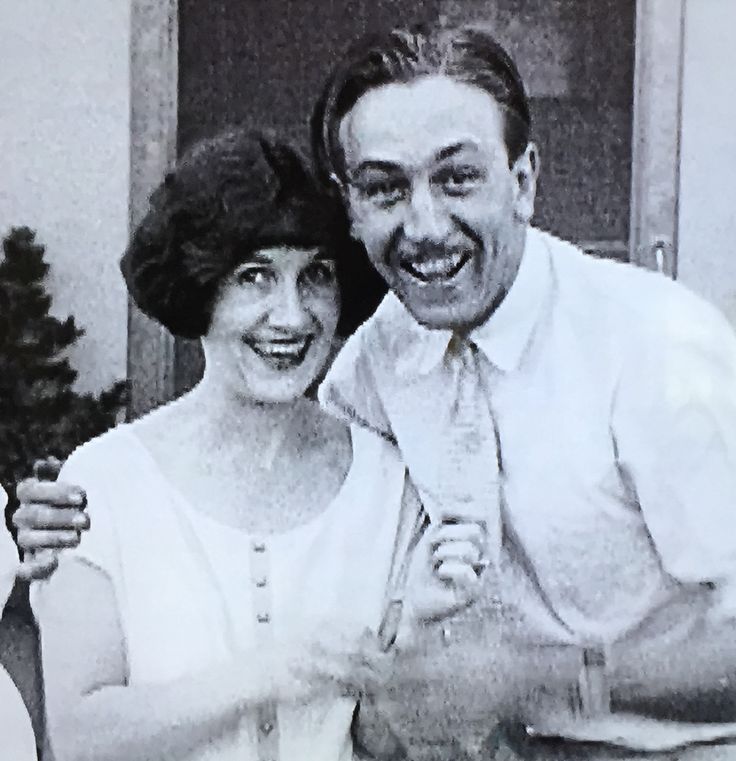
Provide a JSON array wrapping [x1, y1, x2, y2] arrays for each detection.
[[33, 423, 406, 761]]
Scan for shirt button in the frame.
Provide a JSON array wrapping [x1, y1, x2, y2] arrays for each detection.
[[252, 541, 266, 553], [255, 577, 268, 588], [260, 721, 275, 735], [257, 613, 271, 624]]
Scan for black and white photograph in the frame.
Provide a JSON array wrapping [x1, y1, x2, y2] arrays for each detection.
[[2, 1, 736, 759]]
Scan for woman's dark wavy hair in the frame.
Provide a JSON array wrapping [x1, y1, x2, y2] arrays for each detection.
[[121, 128, 386, 339], [311, 23, 531, 187]]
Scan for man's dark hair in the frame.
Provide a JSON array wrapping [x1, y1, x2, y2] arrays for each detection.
[[121, 128, 386, 339], [311, 24, 531, 186]]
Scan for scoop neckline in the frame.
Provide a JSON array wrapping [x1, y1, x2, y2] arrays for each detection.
[[118, 422, 358, 541]]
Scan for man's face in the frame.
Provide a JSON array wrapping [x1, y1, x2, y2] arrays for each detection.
[[338, 75, 537, 332]]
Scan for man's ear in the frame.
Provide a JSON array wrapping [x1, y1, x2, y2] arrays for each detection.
[[512, 142, 539, 223]]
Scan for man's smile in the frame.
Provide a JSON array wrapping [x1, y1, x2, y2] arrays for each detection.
[[399, 249, 472, 284]]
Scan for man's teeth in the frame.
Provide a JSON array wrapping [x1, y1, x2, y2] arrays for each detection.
[[406, 251, 466, 280]]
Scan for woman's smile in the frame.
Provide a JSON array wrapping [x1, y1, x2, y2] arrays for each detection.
[[242, 334, 315, 370]]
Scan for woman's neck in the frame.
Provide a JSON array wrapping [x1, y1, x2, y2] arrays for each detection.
[[181, 374, 314, 466]]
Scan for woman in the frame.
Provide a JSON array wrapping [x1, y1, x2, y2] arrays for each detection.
[[30, 130, 483, 761], [1, 464, 88, 761]]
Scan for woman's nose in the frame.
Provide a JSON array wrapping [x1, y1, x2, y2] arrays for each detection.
[[268, 278, 312, 331]]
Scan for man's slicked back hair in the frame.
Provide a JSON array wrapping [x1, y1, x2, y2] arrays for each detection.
[[311, 24, 532, 186]]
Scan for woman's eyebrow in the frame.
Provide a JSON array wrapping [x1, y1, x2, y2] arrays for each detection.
[[239, 254, 273, 266]]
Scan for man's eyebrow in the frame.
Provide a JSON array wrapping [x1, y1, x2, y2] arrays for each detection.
[[434, 142, 477, 162]]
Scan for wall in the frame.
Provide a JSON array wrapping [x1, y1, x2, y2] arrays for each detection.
[[0, 0, 130, 393], [677, 0, 736, 325]]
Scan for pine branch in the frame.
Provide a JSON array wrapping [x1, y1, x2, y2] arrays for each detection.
[[0, 226, 129, 527]]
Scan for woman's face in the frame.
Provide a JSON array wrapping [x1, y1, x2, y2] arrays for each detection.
[[203, 246, 340, 404]]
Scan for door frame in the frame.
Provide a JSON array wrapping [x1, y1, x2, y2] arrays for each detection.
[[126, 0, 688, 414], [629, 0, 686, 275], [127, 0, 179, 419]]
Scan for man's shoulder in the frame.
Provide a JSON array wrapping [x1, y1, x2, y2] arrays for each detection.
[[542, 229, 726, 346], [334, 292, 418, 370]]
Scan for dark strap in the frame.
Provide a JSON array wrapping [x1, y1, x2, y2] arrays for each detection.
[[377, 487, 430, 652]]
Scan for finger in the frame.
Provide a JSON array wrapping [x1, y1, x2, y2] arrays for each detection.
[[435, 558, 482, 591], [33, 457, 63, 481], [432, 539, 482, 567], [17, 552, 59, 582], [15, 480, 86, 508], [17, 529, 81, 551], [14, 504, 89, 531], [430, 522, 486, 551]]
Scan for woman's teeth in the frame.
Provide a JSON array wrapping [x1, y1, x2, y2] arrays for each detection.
[[245, 337, 312, 367]]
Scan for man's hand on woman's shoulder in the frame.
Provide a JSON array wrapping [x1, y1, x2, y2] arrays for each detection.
[[13, 458, 89, 581]]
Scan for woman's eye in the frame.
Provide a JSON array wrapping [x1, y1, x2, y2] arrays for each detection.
[[301, 261, 336, 287], [236, 267, 272, 286], [359, 178, 407, 207]]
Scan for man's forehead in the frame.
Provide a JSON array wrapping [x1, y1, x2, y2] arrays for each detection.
[[339, 75, 506, 168]]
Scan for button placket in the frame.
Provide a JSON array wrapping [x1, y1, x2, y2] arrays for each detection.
[[251, 539, 271, 627], [250, 537, 279, 761]]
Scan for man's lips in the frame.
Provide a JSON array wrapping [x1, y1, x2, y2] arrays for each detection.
[[399, 250, 472, 284], [242, 336, 314, 368]]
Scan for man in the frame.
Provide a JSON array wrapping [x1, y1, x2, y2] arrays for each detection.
[[1, 470, 88, 761], [17, 21, 736, 759], [310, 23, 736, 759]]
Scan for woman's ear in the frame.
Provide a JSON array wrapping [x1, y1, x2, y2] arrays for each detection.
[[512, 142, 540, 224]]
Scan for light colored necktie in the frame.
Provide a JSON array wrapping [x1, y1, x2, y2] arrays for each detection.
[[437, 335, 503, 594], [384, 337, 508, 759]]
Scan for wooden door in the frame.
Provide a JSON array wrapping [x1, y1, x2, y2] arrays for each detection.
[[127, 0, 683, 415]]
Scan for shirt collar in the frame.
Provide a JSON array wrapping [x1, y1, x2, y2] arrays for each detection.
[[468, 226, 552, 373], [392, 226, 552, 377]]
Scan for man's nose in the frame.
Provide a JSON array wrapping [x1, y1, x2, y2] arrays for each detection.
[[269, 278, 312, 331], [403, 180, 451, 243]]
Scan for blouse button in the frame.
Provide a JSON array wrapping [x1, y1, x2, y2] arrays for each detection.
[[260, 720, 275, 735], [252, 541, 266, 553], [257, 612, 271, 624], [255, 577, 268, 588]]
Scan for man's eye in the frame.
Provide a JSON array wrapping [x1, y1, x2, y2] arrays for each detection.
[[236, 267, 272, 286], [301, 261, 336, 287], [435, 167, 484, 195]]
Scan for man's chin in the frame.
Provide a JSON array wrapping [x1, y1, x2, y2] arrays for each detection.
[[402, 301, 468, 332], [393, 288, 485, 332]]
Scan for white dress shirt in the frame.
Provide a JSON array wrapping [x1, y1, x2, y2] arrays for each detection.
[[320, 226, 736, 651]]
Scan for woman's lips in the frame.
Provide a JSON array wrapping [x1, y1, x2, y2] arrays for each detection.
[[243, 336, 314, 369]]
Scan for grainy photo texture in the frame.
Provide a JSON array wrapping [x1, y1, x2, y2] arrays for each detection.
[[2, 2, 736, 761]]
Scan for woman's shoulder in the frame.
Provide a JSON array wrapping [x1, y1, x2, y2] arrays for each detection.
[[61, 400, 185, 481], [63, 423, 137, 474]]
